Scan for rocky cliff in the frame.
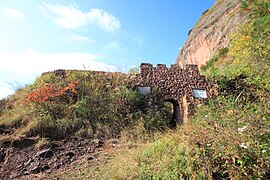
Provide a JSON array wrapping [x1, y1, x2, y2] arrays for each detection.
[[176, 0, 247, 68]]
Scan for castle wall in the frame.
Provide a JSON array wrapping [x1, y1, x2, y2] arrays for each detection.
[[136, 63, 215, 123], [43, 63, 216, 125]]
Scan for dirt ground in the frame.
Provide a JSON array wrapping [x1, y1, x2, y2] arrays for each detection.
[[0, 136, 105, 179]]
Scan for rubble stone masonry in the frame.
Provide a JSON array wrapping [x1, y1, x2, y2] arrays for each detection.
[[135, 63, 216, 124]]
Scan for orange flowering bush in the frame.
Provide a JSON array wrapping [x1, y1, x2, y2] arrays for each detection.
[[22, 80, 79, 104]]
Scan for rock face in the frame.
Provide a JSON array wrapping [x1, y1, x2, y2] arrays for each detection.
[[176, 0, 247, 68]]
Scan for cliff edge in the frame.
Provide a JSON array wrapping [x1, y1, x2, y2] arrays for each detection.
[[176, 0, 247, 68]]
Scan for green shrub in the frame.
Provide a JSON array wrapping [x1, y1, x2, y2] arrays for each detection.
[[203, 0, 270, 90], [0, 70, 173, 140], [201, 56, 218, 72]]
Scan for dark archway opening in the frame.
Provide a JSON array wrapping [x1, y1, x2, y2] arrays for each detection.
[[163, 99, 182, 129]]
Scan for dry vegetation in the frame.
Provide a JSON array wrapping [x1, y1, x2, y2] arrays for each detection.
[[49, 1, 269, 179], [0, 1, 269, 179]]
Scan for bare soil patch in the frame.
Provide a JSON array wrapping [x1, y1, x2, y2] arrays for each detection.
[[0, 136, 104, 179]]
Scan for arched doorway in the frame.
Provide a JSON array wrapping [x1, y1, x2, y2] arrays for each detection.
[[163, 99, 182, 128]]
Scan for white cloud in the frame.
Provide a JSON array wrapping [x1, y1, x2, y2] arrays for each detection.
[[2, 8, 25, 21], [106, 42, 125, 51], [68, 34, 96, 43], [39, 4, 88, 29], [0, 49, 117, 99], [39, 3, 121, 33], [0, 49, 117, 73], [88, 9, 121, 33]]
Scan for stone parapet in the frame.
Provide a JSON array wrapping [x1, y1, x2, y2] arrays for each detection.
[[136, 63, 215, 123]]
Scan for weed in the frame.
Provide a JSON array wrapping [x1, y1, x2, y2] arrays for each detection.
[[0, 70, 173, 141], [35, 137, 50, 150]]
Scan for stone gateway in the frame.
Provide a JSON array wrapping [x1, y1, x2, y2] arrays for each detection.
[[44, 63, 216, 127], [135, 63, 215, 125]]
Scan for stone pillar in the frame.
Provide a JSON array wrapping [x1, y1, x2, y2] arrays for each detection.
[[174, 102, 182, 125], [181, 96, 189, 123]]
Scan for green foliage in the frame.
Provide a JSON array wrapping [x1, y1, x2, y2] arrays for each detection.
[[201, 56, 218, 72], [241, 1, 249, 9], [1, 1, 270, 179], [0, 70, 173, 140], [47, 3, 269, 177], [92, 89, 269, 179], [242, 0, 270, 17], [141, 106, 167, 132], [63, 2, 269, 179], [188, 28, 193, 35], [191, 91, 270, 178], [201, 47, 229, 75], [203, 0, 270, 90], [0, 99, 6, 115], [202, 9, 209, 15], [135, 138, 192, 179], [218, 47, 229, 57]]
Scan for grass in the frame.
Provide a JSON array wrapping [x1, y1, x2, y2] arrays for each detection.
[[0, 70, 172, 143], [49, 86, 269, 179], [1, 1, 269, 179], [49, 1, 270, 179], [202, 1, 270, 90]]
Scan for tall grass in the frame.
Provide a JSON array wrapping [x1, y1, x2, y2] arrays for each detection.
[[55, 87, 269, 179], [0, 70, 172, 141], [50, 1, 270, 179]]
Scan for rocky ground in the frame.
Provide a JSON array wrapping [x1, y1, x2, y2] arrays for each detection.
[[0, 136, 105, 179]]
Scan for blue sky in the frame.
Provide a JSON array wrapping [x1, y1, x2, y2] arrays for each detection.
[[0, 0, 215, 98]]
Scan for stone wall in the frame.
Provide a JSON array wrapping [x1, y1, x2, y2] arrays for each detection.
[[43, 64, 216, 125], [136, 63, 216, 123]]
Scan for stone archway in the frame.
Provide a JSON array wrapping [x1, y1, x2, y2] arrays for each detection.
[[163, 99, 182, 128], [135, 63, 213, 124]]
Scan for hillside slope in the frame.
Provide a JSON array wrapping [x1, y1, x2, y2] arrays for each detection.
[[0, 0, 269, 179], [50, 1, 269, 179], [0, 70, 171, 179], [176, 0, 246, 68]]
